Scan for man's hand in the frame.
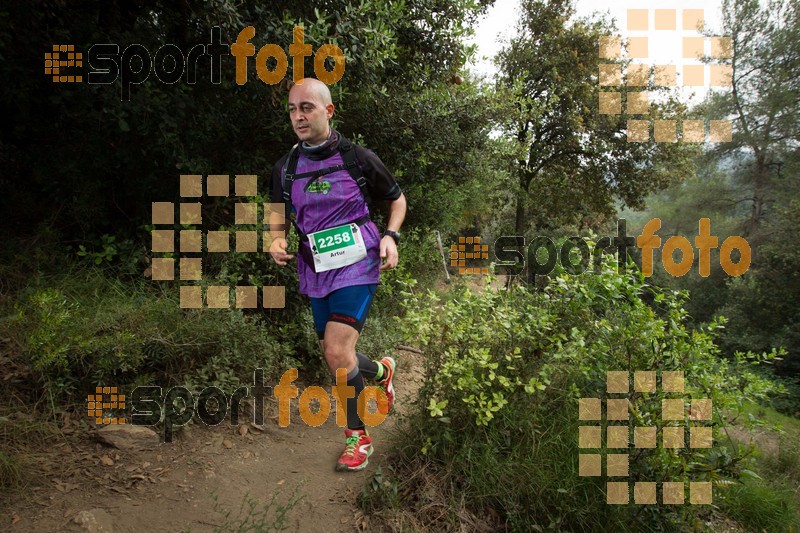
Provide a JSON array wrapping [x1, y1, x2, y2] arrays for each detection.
[[269, 237, 295, 266], [380, 236, 398, 270]]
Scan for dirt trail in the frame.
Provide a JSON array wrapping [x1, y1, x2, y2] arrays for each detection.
[[4, 350, 423, 532]]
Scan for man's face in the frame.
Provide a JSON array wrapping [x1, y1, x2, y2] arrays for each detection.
[[288, 84, 333, 146]]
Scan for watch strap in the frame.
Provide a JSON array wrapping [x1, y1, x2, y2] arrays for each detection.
[[382, 230, 400, 244]]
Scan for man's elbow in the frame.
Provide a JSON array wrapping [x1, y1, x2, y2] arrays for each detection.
[[390, 193, 407, 209]]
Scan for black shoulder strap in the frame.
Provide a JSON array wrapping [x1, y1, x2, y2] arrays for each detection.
[[281, 143, 300, 207], [280, 144, 308, 240], [338, 137, 371, 208]]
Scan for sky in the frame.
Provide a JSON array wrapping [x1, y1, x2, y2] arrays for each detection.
[[466, 0, 728, 104]]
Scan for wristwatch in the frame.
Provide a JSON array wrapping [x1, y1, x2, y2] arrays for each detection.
[[382, 230, 400, 244]]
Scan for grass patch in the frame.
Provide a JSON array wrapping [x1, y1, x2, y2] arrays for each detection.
[[737, 401, 800, 441], [0, 406, 61, 492], [728, 401, 800, 487], [761, 437, 800, 486], [0, 409, 61, 450], [205, 489, 304, 532], [719, 401, 800, 531], [0, 449, 23, 491], [0, 267, 300, 408], [718, 477, 799, 532]]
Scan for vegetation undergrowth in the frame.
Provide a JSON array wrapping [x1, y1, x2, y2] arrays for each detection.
[[360, 248, 791, 531], [0, 251, 305, 474], [716, 403, 800, 531]]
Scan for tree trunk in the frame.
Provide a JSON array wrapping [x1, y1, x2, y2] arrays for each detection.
[[514, 187, 526, 237], [749, 154, 766, 233], [508, 189, 527, 289]]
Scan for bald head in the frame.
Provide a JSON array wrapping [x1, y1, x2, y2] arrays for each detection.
[[289, 78, 332, 106], [288, 78, 335, 145]]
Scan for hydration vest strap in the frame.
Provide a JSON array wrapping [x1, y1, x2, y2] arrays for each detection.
[[280, 144, 304, 239], [281, 144, 299, 205], [338, 137, 371, 211]]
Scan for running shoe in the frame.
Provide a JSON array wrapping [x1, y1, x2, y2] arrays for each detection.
[[377, 356, 396, 415], [336, 428, 373, 471]]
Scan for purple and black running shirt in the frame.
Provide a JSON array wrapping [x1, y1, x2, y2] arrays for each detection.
[[270, 131, 402, 298]]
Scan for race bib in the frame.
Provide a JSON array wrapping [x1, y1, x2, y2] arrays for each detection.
[[307, 223, 367, 273]]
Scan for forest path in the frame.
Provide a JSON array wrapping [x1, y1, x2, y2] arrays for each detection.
[[4, 349, 424, 533]]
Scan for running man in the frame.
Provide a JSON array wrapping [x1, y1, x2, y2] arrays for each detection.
[[268, 78, 407, 471]]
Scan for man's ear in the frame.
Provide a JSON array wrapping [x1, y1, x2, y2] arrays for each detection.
[[326, 103, 335, 119]]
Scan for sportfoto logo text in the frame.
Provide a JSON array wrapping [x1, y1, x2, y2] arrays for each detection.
[[46, 26, 345, 100], [452, 218, 751, 283], [89, 369, 389, 443]]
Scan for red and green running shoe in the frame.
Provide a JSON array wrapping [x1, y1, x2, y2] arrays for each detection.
[[377, 357, 396, 415], [336, 428, 373, 472]]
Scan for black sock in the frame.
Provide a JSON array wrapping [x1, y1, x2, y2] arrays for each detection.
[[346, 366, 365, 430], [356, 352, 382, 380]]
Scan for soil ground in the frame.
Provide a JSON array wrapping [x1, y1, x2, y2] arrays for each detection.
[[1, 349, 423, 533]]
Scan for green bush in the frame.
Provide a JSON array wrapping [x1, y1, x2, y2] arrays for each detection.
[[386, 245, 785, 530], [375, 226, 442, 313]]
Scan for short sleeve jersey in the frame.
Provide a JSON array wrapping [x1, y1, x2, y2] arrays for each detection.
[[270, 138, 401, 298]]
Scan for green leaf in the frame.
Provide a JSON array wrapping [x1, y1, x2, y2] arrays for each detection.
[[740, 469, 762, 480]]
